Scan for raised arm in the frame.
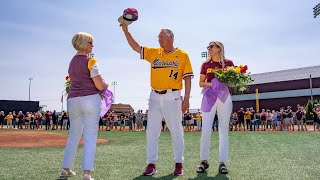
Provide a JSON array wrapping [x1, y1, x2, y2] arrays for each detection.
[[120, 23, 141, 53]]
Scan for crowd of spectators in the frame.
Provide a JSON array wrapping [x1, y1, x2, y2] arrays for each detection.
[[0, 110, 70, 130], [1, 103, 319, 132], [98, 110, 148, 131], [229, 104, 320, 131]]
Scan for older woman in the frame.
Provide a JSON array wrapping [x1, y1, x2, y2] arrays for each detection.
[[59, 32, 108, 180], [197, 41, 234, 174]]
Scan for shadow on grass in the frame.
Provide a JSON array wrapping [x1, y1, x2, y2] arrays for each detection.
[[188, 172, 229, 180], [132, 172, 228, 180], [132, 173, 178, 180]]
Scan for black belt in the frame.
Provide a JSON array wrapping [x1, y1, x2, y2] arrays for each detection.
[[153, 89, 179, 94]]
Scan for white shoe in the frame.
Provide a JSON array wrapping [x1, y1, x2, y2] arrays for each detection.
[[83, 174, 94, 180], [59, 169, 76, 178]]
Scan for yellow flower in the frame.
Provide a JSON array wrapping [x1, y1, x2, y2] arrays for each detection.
[[239, 64, 244, 68], [235, 67, 241, 74], [227, 66, 234, 71]]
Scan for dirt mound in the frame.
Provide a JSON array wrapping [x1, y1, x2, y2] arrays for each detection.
[[0, 131, 108, 147]]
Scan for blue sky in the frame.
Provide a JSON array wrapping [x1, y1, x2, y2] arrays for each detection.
[[0, 0, 319, 112]]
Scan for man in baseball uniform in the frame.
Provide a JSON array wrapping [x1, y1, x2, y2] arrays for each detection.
[[120, 23, 193, 176]]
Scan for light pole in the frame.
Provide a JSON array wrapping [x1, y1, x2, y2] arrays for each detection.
[[88, 53, 94, 58], [28, 78, 33, 101], [111, 81, 117, 103]]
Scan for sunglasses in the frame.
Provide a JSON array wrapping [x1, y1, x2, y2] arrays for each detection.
[[207, 44, 219, 49], [88, 41, 93, 45]]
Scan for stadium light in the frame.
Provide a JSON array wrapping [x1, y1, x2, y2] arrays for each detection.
[[201, 52, 208, 59], [314, 3, 320, 18]]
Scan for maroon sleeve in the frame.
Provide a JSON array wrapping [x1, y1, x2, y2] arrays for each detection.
[[200, 63, 206, 75], [225, 59, 234, 67]]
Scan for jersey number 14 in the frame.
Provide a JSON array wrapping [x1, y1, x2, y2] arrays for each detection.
[[169, 70, 178, 80]]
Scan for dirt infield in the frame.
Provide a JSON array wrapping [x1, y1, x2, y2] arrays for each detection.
[[0, 131, 108, 148]]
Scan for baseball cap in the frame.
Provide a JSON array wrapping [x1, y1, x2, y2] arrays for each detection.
[[118, 8, 138, 25]]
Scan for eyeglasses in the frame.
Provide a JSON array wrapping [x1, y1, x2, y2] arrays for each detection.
[[207, 44, 219, 49]]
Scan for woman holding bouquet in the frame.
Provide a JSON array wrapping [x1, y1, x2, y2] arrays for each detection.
[[59, 32, 108, 180], [196, 41, 234, 174]]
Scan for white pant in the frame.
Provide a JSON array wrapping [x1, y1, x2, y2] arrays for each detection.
[[147, 90, 184, 164], [62, 94, 101, 171], [200, 94, 232, 162]]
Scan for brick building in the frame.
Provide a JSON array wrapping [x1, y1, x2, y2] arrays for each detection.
[[232, 65, 320, 112]]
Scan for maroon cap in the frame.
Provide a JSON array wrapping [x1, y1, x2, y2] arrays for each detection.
[[118, 8, 139, 25]]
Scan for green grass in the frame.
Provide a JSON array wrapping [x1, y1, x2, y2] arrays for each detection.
[[0, 130, 320, 180]]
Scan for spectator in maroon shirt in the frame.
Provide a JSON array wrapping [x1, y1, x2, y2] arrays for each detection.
[[17, 111, 24, 129], [45, 111, 51, 130]]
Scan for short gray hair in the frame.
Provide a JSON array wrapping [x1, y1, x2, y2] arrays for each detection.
[[161, 29, 174, 40]]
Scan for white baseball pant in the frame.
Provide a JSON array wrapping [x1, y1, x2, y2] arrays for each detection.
[[62, 94, 101, 171], [147, 90, 184, 164], [200, 94, 232, 162]]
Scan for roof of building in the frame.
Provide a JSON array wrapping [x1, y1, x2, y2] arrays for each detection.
[[109, 103, 134, 113], [251, 65, 320, 84]]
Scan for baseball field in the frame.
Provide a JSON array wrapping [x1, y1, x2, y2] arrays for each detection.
[[0, 130, 319, 180]]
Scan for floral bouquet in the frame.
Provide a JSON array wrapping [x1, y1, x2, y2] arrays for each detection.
[[213, 65, 253, 95], [63, 75, 113, 117], [65, 75, 71, 94]]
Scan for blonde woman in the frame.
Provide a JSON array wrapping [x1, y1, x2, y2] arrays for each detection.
[[59, 32, 108, 180], [197, 41, 234, 174]]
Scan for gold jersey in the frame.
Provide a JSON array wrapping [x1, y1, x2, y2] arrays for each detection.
[[140, 46, 193, 90]]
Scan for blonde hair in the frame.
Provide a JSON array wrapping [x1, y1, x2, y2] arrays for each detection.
[[205, 41, 226, 68], [72, 32, 94, 51]]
